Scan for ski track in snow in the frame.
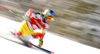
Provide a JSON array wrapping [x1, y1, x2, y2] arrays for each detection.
[[0, 16, 100, 54]]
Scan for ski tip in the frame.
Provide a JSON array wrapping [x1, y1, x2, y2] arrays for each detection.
[[50, 51, 54, 54]]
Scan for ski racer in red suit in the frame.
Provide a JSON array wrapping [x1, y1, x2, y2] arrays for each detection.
[[12, 9, 55, 47]]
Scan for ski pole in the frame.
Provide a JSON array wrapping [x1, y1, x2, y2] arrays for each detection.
[[0, 5, 26, 19]]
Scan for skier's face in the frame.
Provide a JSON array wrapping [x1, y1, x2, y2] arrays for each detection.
[[45, 18, 50, 24]]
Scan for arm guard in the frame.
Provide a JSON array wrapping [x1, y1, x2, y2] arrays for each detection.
[[24, 9, 33, 21]]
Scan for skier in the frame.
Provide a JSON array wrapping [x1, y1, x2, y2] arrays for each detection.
[[12, 9, 55, 47]]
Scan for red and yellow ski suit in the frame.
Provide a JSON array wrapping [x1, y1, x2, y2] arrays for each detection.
[[17, 9, 49, 39]]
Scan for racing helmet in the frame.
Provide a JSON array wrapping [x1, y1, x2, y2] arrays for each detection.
[[43, 9, 55, 21]]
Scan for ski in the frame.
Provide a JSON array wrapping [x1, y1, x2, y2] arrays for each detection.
[[23, 41, 54, 54]]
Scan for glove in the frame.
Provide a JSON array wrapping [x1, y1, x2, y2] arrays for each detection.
[[38, 40, 43, 47]]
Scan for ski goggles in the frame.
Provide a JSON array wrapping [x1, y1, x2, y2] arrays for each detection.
[[43, 15, 54, 21], [47, 16, 54, 21]]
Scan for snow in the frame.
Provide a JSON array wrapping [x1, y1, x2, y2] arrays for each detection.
[[0, 16, 100, 54]]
